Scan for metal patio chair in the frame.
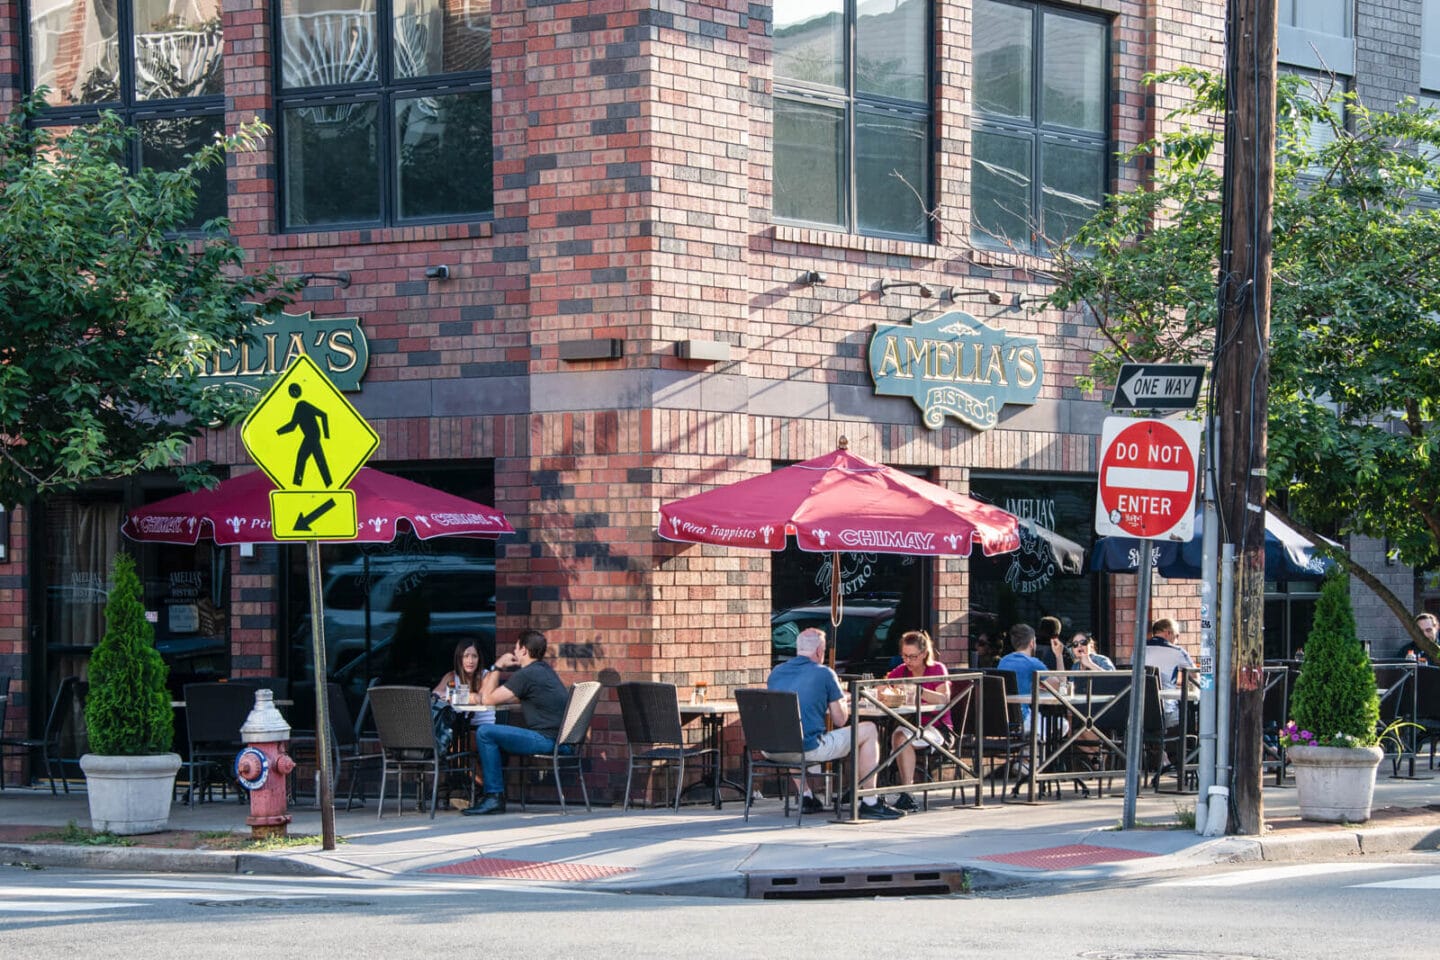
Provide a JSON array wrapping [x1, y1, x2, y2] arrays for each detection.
[[515, 681, 603, 814], [617, 681, 718, 811]]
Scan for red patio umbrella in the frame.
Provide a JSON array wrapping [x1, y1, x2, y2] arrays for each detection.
[[659, 438, 1022, 656], [121, 467, 514, 545]]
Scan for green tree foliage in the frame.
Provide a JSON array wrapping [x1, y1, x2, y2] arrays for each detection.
[[1044, 69, 1440, 653], [84, 554, 174, 755], [1288, 574, 1380, 747], [0, 94, 296, 505]]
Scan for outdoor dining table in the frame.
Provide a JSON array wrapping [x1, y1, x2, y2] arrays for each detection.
[[840, 674, 985, 820], [678, 699, 742, 807], [1006, 678, 1123, 804]]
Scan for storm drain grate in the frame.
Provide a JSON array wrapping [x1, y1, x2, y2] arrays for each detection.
[[977, 843, 1158, 870], [746, 866, 966, 899], [424, 857, 634, 881]]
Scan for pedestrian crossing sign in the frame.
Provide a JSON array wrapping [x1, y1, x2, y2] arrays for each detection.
[[240, 354, 379, 493]]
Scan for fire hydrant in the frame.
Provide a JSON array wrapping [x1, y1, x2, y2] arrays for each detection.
[[235, 688, 296, 839]]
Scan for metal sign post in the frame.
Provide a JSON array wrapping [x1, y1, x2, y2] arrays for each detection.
[[1122, 540, 1154, 830], [240, 355, 380, 852]]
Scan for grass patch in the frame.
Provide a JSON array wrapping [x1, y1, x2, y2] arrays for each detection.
[[31, 820, 135, 847], [1174, 803, 1197, 830], [197, 832, 339, 851]]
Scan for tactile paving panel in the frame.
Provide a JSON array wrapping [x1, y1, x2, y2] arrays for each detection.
[[424, 857, 634, 881], [976, 843, 1158, 869]]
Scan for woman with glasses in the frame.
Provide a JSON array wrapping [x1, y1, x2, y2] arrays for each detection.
[[1068, 632, 1115, 671], [882, 630, 953, 812]]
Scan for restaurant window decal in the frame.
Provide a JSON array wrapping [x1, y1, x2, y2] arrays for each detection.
[[969, 475, 1096, 643]]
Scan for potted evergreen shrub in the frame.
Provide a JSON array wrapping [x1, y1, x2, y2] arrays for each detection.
[[79, 553, 182, 834], [1283, 572, 1383, 823]]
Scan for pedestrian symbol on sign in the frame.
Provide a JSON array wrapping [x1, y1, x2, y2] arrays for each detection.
[[276, 383, 333, 487], [240, 354, 378, 496]]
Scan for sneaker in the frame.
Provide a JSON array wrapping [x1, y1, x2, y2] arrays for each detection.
[[858, 799, 904, 820], [799, 794, 826, 815], [892, 792, 918, 813]]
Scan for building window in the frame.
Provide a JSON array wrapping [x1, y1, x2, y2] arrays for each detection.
[[24, 0, 227, 229], [276, 0, 493, 230], [1278, 0, 1353, 74], [1424, 0, 1440, 91], [971, 0, 1109, 255], [1281, 69, 1347, 182], [772, 0, 932, 240]]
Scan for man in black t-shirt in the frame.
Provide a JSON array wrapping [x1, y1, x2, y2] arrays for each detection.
[[463, 629, 570, 816]]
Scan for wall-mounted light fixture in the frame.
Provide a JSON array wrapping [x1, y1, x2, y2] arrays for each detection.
[[676, 339, 731, 363], [879, 279, 936, 299], [800, 270, 827, 285], [559, 338, 624, 361], [951, 287, 1004, 305], [424, 265, 451, 280], [298, 271, 352, 288]]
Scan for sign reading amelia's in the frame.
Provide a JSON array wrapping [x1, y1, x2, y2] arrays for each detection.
[[196, 307, 371, 393], [868, 310, 1044, 430]]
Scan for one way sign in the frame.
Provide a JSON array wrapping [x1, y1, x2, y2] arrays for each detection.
[[1110, 363, 1206, 411]]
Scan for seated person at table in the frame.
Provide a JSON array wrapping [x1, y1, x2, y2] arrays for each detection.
[[997, 623, 1066, 732], [767, 627, 904, 820], [1035, 616, 1065, 669], [433, 641, 496, 719], [1069, 632, 1115, 671], [1144, 618, 1195, 730], [1400, 613, 1436, 664], [462, 629, 570, 817], [883, 629, 952, 813]]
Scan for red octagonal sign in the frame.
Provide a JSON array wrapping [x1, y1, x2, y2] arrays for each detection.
[[1094, 417, 1201, 540]]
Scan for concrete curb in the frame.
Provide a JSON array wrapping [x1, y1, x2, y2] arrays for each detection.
[[1257, 825, 1440, 861], [0, 842, 334, 876]]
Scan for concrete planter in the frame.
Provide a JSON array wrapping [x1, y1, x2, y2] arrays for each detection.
[[80, 753, 182, 835], [1288, 743, 1384, 823]]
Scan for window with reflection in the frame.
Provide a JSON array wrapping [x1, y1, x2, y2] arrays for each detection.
[[772, 0, 931, 240], [24, 0, 226, 228], [277, 0, 493, 229], [971, 0, 1109, 254]]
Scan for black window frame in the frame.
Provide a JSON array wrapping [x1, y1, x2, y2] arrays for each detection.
[[970, 0, 1112, 256], [771, 0, 935, 242], [273, 0, 494, 233], [20, 0, 228, 231]]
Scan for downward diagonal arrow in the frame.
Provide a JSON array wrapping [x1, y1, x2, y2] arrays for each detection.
[[294, 497, 337, 531]]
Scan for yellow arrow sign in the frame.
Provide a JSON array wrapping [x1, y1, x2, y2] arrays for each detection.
[[241, 354, 379, 492], [270, 490, 358, 540]]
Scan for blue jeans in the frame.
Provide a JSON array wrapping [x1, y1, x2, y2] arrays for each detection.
[[475, 723, 570, 793]]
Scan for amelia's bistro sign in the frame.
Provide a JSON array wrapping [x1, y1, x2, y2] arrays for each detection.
[[196, 307, 370, 393], [868, 310, 1043, 430]]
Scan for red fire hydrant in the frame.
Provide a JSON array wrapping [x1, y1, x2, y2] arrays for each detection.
[[235, 688, 296, 839]]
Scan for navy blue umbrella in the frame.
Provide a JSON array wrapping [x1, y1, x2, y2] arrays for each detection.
[[1090, 509, 1335, 581]]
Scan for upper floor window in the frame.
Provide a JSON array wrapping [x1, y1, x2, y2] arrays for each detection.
[[276, 0, 493, 230], [1424, 0, 1440, 91], [971, 0, 1109, 255], [1278, 0, 1353, 74], [25, 0, 226, 227], [771, 0, 932, 240]]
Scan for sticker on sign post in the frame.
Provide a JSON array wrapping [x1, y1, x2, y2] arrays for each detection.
[[1094, 417, 1201, 541]]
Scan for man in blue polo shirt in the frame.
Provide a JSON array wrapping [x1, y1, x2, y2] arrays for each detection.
[[998, 622, 1065, 731], [767, 627, 902, 820]]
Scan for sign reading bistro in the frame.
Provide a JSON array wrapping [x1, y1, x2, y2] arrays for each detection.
[[867, 310, 1043, 430], [196, 307, 371, 393]]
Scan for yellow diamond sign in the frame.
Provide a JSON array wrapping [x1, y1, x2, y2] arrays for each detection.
[[241, 354, 379, 492]]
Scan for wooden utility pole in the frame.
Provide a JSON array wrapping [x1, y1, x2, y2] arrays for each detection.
[[1216, 0, 1277, 835]]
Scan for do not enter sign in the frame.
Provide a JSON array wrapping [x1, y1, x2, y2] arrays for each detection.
[[1094, 417, 1201, 540]]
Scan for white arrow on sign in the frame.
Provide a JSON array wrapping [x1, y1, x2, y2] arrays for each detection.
[[1119, 369, 1201, 406]]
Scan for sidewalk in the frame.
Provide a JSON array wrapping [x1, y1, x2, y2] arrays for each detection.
[[2, 775, 1436, 898]]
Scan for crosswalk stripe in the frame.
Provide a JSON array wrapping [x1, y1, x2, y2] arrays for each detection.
[[1156, 862, 1397, 887], [1352, 874, 1440, 890], [0, 901, 139, 913]]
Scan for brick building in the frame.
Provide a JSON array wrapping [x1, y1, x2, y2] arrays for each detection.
[[0, 0, 1422, 798]]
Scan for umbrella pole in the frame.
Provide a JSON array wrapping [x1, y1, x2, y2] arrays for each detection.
[[828, 551, 841, 670], [308, 540, 336, 850]]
